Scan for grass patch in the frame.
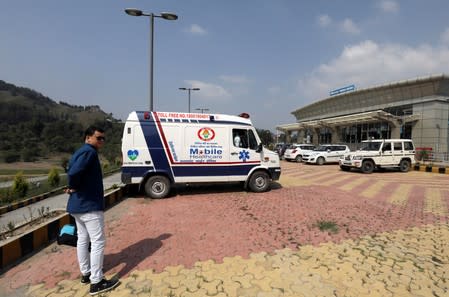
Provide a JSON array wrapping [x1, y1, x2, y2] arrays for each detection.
[[315, 220, 339, 234]]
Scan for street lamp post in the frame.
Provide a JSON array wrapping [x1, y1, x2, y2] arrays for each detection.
[[179, 87, 200, 113], [125, 8, 178, 111], [195, 108, 209, 113]]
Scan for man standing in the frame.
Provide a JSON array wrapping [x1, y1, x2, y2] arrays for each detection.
[[66, 126, 119, 295]]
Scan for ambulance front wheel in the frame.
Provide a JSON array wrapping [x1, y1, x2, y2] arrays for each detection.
[[248, 171, 270, 193], [144, 175, 171, 199]]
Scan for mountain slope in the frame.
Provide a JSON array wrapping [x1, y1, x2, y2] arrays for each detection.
[[0, 80, 123, 163]]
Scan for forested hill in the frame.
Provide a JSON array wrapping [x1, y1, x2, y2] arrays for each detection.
[[0, 80, 123, 163]]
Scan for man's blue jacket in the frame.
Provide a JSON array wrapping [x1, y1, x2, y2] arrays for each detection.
[[66, 143, 104, 213]]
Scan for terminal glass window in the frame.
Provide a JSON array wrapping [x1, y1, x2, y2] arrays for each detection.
[[400, 123, 412, 139], [319, 127, 332, 144], [341, 122, 391, 144]]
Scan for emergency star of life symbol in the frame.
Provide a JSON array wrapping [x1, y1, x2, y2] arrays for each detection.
[[197, 127, 215, 141], [239, 150, 250, 162]]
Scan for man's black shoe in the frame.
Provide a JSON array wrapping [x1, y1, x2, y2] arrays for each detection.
[[89, 278, 119, 295], [81, 273, 91, 284]]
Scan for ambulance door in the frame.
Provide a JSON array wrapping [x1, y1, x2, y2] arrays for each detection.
[[229, 128, 261, 179]]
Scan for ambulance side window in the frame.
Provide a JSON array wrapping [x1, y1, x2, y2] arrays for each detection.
[[233, 129, 248, 148], [248, 130, 258, 150]]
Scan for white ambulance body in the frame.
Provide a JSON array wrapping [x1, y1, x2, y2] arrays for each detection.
[[121, 111, 281, 198]]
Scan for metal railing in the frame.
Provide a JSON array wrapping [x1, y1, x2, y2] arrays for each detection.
[[420, 152, 449, 165]]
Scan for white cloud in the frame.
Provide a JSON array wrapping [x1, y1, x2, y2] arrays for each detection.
[[317, 14, 332, 27], [186, 24, 207, 35], [441, 27, 449, 45], [219, 75, 250, 84], [379, 0, 399, 13], [184, 80, 230, 99], [340, 18, 361, 35], [297, 40, 449, 101]]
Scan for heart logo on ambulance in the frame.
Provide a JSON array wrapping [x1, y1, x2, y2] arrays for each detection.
[[197, 127, 215, 141], [127, 149, 139, 161]]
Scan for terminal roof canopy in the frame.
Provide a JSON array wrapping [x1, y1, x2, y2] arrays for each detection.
[[277, 74, 449, 132]]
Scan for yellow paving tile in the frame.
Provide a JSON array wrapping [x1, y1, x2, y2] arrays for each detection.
[[361, 180, 389, 198], [424, 188, 448, 216], [338, 176, 369, 191], [201, 279, 223, 295], [319, 174, 353, 186], [389, 184, 413, 205], [279, 175, 313, 187]]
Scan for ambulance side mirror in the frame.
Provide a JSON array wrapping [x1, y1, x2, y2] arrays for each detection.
[[256, 143, 263, 153]]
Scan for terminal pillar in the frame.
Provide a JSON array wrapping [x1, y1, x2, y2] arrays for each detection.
[[331, 126, 342, 143], [390, 126, 400, 139]]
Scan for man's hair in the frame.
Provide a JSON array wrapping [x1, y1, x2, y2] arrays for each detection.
[[84, 126, 105, 139]]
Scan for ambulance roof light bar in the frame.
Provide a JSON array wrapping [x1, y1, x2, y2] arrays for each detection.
[[238, 112, 250, 119]]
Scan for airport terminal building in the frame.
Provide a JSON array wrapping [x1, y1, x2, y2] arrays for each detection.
[[276, 74, 449, 153]]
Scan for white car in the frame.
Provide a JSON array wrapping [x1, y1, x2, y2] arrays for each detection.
[[339, 139, 415, 173], [283, 144, 316, 162], [302, 145, 350, 165]]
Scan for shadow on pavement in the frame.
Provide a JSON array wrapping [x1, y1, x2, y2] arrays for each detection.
[[172, 183, 244, 196], [104, 233, 172, 278]]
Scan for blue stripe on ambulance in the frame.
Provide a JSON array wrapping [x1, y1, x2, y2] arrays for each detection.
[[172, 164, 258, 176], [123, 164, 259, 178], [139, 115, 175, 181]]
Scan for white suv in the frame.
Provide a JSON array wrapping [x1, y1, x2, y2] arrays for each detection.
[[303, 145, 350, 165], [284, 144, 316, 162], [339, 139, 415, 173]]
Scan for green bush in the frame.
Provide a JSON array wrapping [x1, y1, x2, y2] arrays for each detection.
[[12, 171, 29, 197], [0, 188, 15, 205], [48, 168, 60, 187]]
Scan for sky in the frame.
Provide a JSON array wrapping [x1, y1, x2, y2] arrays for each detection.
[[1, 0, 449, 131]]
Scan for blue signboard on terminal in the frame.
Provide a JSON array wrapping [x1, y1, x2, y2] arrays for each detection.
[[330, 84, 355, 96]]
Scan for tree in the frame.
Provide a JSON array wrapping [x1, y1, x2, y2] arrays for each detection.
[[48, 168, 61, 187], [61, 157, 69, 172], [12, 172, 29, 197], [256, 129, 274, 145]]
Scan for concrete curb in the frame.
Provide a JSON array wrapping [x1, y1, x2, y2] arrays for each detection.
[[414, 164, 449, 174], [0, 186, 128, 270]]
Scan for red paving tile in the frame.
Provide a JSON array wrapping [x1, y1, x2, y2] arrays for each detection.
[[0, 161, 448, 293]]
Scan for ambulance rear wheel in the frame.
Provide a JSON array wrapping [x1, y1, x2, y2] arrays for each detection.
[[248, 171, 270, 193], [144, 176, 170, 199]]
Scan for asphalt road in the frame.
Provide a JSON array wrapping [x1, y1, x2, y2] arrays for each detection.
[[0, 173, 122, 230]]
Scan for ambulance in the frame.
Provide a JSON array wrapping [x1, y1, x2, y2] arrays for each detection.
[[121, 111, 281, 198]]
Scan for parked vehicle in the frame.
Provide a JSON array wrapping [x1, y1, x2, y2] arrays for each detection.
[[283, 144, 316, 162], [274, 143, 291, 159], [302, 145, 350, 165], [339, 139, 415, 173], [121, 111, 281, 198]]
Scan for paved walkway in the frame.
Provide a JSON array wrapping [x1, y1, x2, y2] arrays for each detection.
[[1, 162, 448, 296]]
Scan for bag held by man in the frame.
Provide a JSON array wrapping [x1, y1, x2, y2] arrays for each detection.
[[57, 224, 78, 247]]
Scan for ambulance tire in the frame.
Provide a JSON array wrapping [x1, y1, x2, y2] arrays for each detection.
[[248, 171, 270, 193], [144, 175, 170, 199]]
